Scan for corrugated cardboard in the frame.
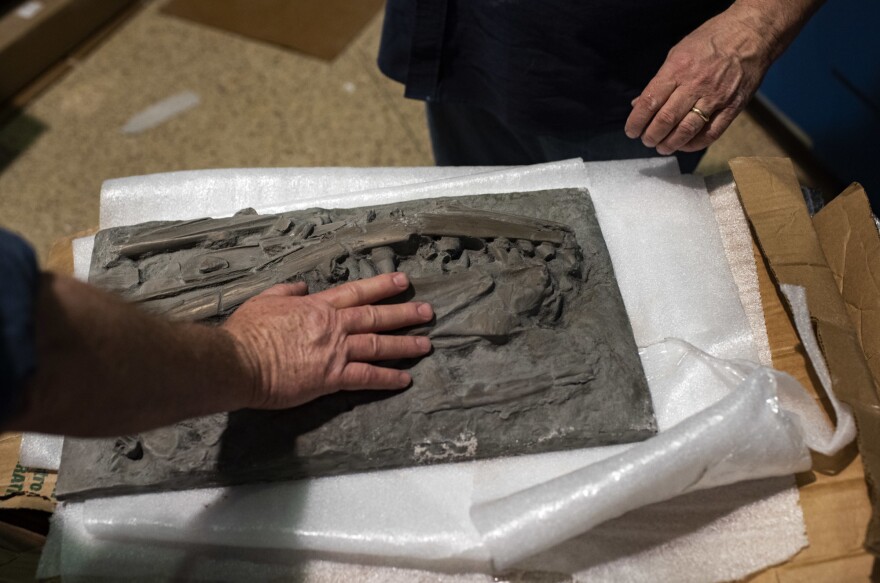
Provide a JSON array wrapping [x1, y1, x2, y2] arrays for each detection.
[[0, 0, 136, 105], [814, 183, 880, 390], [731, 157, 880, 571], [748, 239, 872, 581], [0, 434, 55, 513], [161, 0, 384, 61]]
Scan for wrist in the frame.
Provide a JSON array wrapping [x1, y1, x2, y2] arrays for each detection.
[[215, 325, 263, 411]]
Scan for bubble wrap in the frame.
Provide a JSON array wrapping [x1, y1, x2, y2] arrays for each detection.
[[38, 159, 853, 582]]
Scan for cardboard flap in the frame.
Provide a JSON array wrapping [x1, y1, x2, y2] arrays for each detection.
[[730, 157, 880, 555], [814, 183, 880, 387]]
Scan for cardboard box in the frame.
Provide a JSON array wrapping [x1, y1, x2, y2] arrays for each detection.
[[161, 0, 384, 61], [0, 0, 136, 105]]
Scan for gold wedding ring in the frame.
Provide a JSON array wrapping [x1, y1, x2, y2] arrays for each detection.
[[690, 106, 711, 123]]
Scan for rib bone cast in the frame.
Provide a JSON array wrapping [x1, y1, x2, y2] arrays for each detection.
[[57, 189, 656, 499]]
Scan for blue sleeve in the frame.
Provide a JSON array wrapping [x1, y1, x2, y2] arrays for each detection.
[[0, 229, 39, 425]]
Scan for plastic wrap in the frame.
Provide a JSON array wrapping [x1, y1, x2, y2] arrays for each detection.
[[471, 339, 843, 569]]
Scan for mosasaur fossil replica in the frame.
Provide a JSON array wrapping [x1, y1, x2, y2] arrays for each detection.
[[56, 188, 655, 499]]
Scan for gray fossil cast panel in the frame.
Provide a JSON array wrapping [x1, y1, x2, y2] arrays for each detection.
[[56, 189, 655, 499]]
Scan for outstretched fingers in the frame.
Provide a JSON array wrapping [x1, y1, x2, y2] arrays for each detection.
[[339, 362, 412, 391], [347, 333, 431, 362], [342, 301, 433, 334], [317, 272, 411, 309], [624, 72, 677, 140]]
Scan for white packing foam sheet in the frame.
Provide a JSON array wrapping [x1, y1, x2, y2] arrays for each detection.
[[707, 174, 773, 367], [585, 164, 757, 363], [18, 432, 64, 470], [40, 479, 805, 583], [41, 159, 835, 581], [519, 475, 805, 583]]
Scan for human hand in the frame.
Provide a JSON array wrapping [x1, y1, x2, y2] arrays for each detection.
[[624, 6, 777, 155], [223, 272, 433, 410]]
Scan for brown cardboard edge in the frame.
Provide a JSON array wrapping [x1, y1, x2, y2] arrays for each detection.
[[160, 0, 384, 61], [0, 433, 56, 513], [813, 183, 880, 388], [730, 157, 880, 556], [746, 236, 870, 581], [0, 0, 138, 105]]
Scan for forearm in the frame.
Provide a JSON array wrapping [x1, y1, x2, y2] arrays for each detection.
[[10, 273, 254, 437], [727, 0, 825, 61]]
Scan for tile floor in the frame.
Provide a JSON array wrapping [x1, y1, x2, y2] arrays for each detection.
[[0, 1, 831, 262]]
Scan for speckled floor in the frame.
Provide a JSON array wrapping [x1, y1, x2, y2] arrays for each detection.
[[0, 0, 826, 262]]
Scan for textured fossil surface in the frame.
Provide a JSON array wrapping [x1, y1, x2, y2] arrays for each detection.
[[56, 188, 655, 499]]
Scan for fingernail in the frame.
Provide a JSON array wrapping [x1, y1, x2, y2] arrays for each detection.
[[657, 147, 670, 156], [417, 336, 431, 350], [642, 138, 655, 148], [417, 303, 433, 319], [625, 130, 637, 139], [399, 372, 412, 387], [393, 273, 408, 287]]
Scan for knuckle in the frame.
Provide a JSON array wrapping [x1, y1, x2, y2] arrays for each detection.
[[306, 304, 334, 331], [368, 334, 382, 356], [344, 284, 363, 305], [730, 92, 748, 110], [656, 110, 678, 127], [678, 118, 701, 137], [362, 305, 380, 329], [670, 54, 693, 72], [704, 126, 724, 142], [357, 366, 377, 386]]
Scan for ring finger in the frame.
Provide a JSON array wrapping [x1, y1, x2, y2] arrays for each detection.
[[640, 87, 699, 149], [656, 99, 713, 155]]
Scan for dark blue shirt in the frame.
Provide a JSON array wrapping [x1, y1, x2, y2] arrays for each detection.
[[379, 0, 733, 134], [0, 229, 38, 424]]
